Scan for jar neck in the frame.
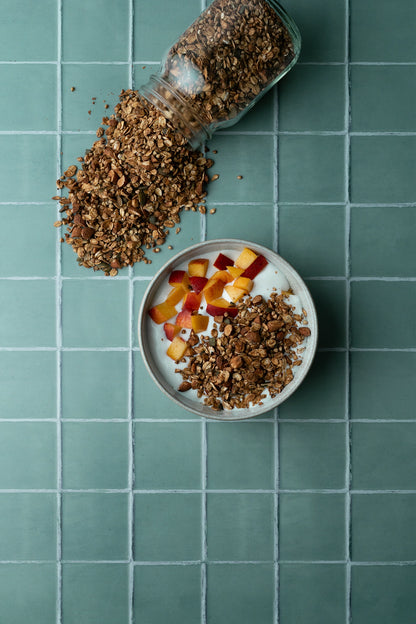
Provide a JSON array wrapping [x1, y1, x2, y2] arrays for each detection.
[[265, 0, 301, 57], [140, 75, 211, 150]]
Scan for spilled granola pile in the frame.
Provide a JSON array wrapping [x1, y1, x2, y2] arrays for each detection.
[[176, 291, 311, 410], [54, 89, 213, 275]]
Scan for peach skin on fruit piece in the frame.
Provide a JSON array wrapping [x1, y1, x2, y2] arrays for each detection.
[[202, 278, 224, 303], [163, 322, 181, 341], [227, 265, 244, 279], [235, 247, 258, 269], [165, 285, 187, 306], [148, 301, 177, 324], [225, 284, 247, 303], [176, 308, 193, 329], [166, 336, 188, 361], [188, 258, 209, 277], [182, 291, 202, 311], [168, 270, 190, 289], [191, 314, 209, 333], [206, 298, 238, 318], [241, 254, 268, 279], [189, 276, 208, 294], [213, 253, 234, 271], [233, 276, 254, 293]]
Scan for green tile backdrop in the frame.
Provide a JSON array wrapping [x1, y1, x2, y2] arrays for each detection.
[[0, 0, 415, 623]]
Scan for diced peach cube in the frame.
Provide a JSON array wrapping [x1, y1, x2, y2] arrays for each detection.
[[233, 276, 253, 293], [163, 322, 181, 341], [182, 291, 202, 311], [206, 298, 238, 318], [227, 265, 244, 279], [202, 278, 224, 303], [235, 247, 258, 269], [166, 336, 188, 361], [225, 284, 247, 303], [240, 254, 268, 279], [168, 270, 190, 289], [148, 301, 177, 324], [189, 276, 208, 294], [191, 314, 209, 333], [188, 258, 209, 277], [176, 308, 193, 329], [165, 285, 187, 306], [213, 253, 234, 271], [211, 270, 233, 283]]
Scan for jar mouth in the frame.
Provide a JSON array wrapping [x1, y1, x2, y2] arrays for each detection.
[[140, 75, 211, 150]]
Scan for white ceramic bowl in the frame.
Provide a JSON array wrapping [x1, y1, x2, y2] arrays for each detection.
[[138, 239, 318, 420]]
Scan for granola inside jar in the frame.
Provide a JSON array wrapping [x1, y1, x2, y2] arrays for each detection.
[[140, 0, 301, 148]]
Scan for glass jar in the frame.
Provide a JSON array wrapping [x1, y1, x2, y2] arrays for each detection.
[[140, 0, 301, 149]]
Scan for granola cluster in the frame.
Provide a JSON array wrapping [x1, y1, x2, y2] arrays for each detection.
[[54, 90, 213, 274], [176, 291, 310, 410]]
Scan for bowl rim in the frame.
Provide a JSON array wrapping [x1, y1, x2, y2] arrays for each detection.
[[138, 238, 318, 420]]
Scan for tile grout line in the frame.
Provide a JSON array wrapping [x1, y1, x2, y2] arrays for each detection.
[[345, 1, 352, 622], [55, 0, 64, 622], [1, 60, 416, 66], [272, 83, 280, 624], [127, 1, 135, 623]]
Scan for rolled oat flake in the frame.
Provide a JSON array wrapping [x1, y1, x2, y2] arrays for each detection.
[[140, 0, 301, 148]]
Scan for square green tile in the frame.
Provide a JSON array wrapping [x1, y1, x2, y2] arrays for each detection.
[[207, 493, 274, 561], [351, 206, 416, 277], [279, 564, 346, 624], [351, 0, 416, 61], [0, 135, 56, 202], [0, 0, 57, 61], [134, 564, 201, 624], [352, 494, 416, 562], [350, 136, 416, 204], [0, 205, 57, 277], [134, 422, 201, 489], [206, 422, 275, 490], [62, 351, 129, 419], [279, 205, 346, 276], [352, 423, 416, 489], [133, 279, 152, 348], [0, 494, 56, 560], [350, 352, 416, 420], [62, 280, 129, 347], [62, 493, 128, 560], [134, 0, 201, 61], [0, 423, 56, 489], [133, 352, 198, 419], [351, 565, 416, 624], [231, 88, 275, 132], [279, 423, 346, 489], [205, 135, 275, 204], [279, 65, 346, 131], [282, 0, 346, 62], [305, 279, 347, 348], [351, 66, 416, 132], [0, 65, 56, 130], [351, 281, 416, 348], [0, 280, 56, 347], [62, 563, 129, 624], [62, 64, 129, 131], [0, 351, 56, 420], [279, 494, 346, 561], [63, 0, 130, 61], [62, 422, 129, 489], [279, 135, 345, 203], [134, 493, 201, 561], [0, 564, 56, 624], [206, 204, 275, 250], [279, 351, 347, 420], [207, 563, 274, 624], [133, 207, 202, 277]]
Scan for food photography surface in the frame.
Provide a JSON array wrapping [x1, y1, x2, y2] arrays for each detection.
[[0, 0, 416, 623]]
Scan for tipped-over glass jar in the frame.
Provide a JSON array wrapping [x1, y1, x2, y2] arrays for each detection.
[[140, 0, 301, 149]]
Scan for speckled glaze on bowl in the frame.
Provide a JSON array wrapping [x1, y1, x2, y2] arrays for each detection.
[[138, 239, 318, 420]]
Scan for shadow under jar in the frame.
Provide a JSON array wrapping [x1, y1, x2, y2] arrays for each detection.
[[141, 0, 301, 148]]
